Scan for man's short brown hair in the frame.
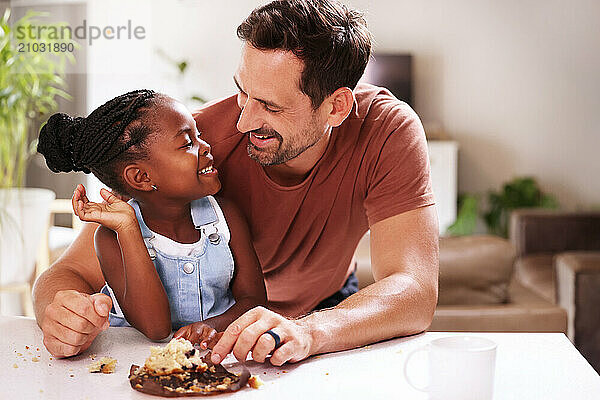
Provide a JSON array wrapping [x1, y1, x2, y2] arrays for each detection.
[[237, 0, 372, 109]]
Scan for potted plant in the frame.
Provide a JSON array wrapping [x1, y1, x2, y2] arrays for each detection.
[[0, 9, 73, 315], [446, 177, 559, 238]]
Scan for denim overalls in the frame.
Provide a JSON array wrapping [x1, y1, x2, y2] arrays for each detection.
[[101, 196, 236, 330]]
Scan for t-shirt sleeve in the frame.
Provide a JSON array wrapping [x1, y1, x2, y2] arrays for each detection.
[[363, 107, 435, 226]]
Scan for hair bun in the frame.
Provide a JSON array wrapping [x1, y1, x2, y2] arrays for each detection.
[[37, 113, 88, 173]]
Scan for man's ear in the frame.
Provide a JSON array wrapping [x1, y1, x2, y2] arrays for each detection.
[[123, 164, 153, 192], [324, 87, 355, 127]]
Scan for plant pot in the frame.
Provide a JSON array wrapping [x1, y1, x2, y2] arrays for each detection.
[[0, 188, 55, 315]]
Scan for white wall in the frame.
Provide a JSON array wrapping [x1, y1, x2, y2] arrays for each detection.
[[85, 0, 600, 209]]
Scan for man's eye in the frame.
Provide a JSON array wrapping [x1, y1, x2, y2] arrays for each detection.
[[181, 141, 193, 148], [263, 104, 280, 113]]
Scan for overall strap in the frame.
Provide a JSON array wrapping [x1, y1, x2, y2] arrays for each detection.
[[190, 197, 218, 229], [128, 199, 154, 239], [128, 199, 157, 259]]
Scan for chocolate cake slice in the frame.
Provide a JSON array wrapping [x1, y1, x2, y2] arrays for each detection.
[[129, 338, 249, 397]]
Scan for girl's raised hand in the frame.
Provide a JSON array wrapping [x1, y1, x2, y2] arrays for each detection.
[[72, 184, 137, 233]]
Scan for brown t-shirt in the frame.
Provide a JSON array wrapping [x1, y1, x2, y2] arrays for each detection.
[[194, 83, 434, 317]]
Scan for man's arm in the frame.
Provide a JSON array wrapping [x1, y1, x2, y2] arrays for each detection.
[[33, 221, 113, 357], [210, 205, 439, 365]]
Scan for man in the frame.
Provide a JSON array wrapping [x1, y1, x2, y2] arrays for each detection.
[[33, 0, 439, 366]]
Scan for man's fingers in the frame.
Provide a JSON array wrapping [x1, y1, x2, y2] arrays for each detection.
[[90, 293, 112, 318], [43, 335, 81, 358], [47, 304, 97, 334], [42, 319, 91, 347], [211, 309, 266, 364], [231, 320, 273, 362], [56, 291, 106, 328], [270, 342, 296, 366], [211, 322, 247, 364], [251, 332, 277, 363]]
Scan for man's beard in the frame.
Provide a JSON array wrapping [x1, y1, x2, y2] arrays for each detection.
[[246, 121, 324, 166]]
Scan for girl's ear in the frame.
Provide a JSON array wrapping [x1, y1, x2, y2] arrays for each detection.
[[123, 164, 154, 192]]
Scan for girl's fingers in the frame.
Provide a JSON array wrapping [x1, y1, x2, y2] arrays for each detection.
[[204, 330, 220, 350], [174, 326, 192, 340], [100, 188, 119, 204], [72, 191, 79, 217]]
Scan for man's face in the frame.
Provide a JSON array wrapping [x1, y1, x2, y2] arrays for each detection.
[[234, 44, 329, 166]]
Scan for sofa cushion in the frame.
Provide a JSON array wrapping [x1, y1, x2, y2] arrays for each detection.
[[430, 280, 567, 332], [514, 254, 556, 303], [438, 235, 515, 305]]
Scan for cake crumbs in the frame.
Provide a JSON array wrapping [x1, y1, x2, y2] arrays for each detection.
[[17, 353, 22, 356], [32, 357, 39, 362], [248, 376, 264, 389], [325, 373, 329, 375], [13, 364, 18, 368], [25, 346, 29, 350], [88, 357, 117, 374]]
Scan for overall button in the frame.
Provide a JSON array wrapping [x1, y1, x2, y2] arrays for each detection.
[[182, 262, 195, 274], [208, 232, 221, 245], [147, 248, 156, 260]]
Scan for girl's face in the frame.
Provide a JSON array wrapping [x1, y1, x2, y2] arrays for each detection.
[[142, 98, 221, 202]]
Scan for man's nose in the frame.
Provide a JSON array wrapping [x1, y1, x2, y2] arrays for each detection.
[[236, 99, 263, 133]]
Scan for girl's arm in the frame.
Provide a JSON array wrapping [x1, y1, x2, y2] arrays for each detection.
[[74, 184, 171, 340], [175, 197, 266, 345]]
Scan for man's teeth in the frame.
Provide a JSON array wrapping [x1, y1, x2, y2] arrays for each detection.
[[254, 134, 271, 139], [199, 166, 213, 174]]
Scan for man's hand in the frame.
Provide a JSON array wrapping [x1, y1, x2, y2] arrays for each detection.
[[173, 323, 223, 350], [72, 184, 136, 233], [210, 306, 313, 366], [40, 290, 112, 357]]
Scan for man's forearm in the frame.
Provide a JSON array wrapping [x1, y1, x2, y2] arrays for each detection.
[[32, 265, 97, 326], [301, 272, 437, 356]]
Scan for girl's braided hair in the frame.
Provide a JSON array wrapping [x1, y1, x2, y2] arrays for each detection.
[[38, 89, 159, 195]]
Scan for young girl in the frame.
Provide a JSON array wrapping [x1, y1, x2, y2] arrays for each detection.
[[37, 89, 266, 348]]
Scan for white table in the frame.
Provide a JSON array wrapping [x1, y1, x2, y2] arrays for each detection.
[[1, 316, 599, 399]]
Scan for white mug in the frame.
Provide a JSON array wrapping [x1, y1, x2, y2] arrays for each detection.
[[403, 336, 497, 400]]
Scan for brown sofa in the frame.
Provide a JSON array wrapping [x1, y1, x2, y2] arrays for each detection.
[[354, 233, 567, 334], [355, 209, 600, 371], [509, 209, 600, 372]]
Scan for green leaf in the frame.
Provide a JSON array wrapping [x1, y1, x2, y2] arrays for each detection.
[[0, 8, 74, 188], [446, 193, 479, 236], [190, 95, 206, 103]]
